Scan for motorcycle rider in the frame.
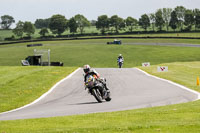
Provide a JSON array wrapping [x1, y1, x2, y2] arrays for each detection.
[[83, 64, 110, 93], [117, 54, 124, 68]]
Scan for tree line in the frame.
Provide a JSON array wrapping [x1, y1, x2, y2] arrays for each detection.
[[0, 6, 200, 39]]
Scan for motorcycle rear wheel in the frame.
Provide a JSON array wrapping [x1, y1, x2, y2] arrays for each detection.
[[105, 92, 111, 101]]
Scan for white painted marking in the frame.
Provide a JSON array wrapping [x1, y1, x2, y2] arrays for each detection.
[[136, 68, 200, 100], [0, 68, 81, 115]]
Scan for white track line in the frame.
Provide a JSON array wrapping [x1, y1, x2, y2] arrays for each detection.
[[136, 68, 200, 100], [0, 68, 81, 115]]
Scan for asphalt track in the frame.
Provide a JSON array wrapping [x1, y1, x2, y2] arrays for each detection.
[[0, 68, 199, 120], [126, 43, 200, 47]]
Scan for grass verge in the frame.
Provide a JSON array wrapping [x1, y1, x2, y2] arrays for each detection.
[[0, 66, 77, 113], [138, 61, 200, 92], [0, 61, 200, 133]]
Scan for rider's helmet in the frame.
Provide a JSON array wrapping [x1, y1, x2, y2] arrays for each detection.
[[119, 54, 122, 57], [83, 64, 90, 73]]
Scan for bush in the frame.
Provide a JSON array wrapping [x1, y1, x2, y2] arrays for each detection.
[[22, 36, 31, 40], [4, 35, 15, 41]]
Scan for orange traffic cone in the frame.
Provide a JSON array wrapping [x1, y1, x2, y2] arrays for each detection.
[[197, 77, 200, 86]]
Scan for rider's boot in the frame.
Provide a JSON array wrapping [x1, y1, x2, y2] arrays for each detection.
[[104, 83, 109, 91]]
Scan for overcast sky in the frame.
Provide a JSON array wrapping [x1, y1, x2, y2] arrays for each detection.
[[0, 0, 200, 24]]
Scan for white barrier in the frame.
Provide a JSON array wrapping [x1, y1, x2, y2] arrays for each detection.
[[142, 62, 150, 67], [157, 66, 168, 72]]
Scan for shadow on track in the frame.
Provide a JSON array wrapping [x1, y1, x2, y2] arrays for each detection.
[[69, 101, 106, 105]]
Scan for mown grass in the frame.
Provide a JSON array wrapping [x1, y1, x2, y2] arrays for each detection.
[[139, 61, 200, 92], [0, 61, 200, 133], [0, 30, 13, 41], [1, 39, 200, 67], [0, 66, 77, 112]]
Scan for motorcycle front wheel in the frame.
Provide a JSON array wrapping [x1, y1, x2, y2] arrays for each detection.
[[91, 89, 103, 103], [118, 62, 123, 68]]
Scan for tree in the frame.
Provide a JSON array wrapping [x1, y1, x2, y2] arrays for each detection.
[[139, 14, 150, 31], [169, 11, 178, 31], [49, 14, 68, 36], [193, 9, 200, 30], [149, 13, 156, 31], [12, 21, 24, 38], [0, 15, 15, 29], [39, 28, 49, 37], [110, 15, 125, 33], [125, 16, 138, 32], [34, 18, 50, 29], [155, 9, 165, 31], [68, 17, 78, 34], [162, 8, 172, 31], [175, 6, 186, 30], [184, 9, 194, 31], [90, 20, 96, 26], [74, 14, 90, 34], [23, 21, 35, 37], [96, 15, 110, 34]]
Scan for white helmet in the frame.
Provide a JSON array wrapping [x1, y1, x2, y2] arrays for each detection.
[[83, 64, 90, 73], [119, 54, 122, 57]]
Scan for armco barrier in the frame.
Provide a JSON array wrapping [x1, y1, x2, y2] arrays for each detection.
[[27, 44, 43, 47]]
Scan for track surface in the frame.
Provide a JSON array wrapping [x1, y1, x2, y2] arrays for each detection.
[[126, 43, 200, 47], [0, 68, 199, 120]]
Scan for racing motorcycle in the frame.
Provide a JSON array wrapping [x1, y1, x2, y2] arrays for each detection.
[[85, 74, 111, 103], [118, 58, 123, 68]]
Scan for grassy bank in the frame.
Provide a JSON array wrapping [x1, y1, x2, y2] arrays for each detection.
[[0, 61, 200, 133], [0, 66, 77, 113], [139, 61, 200, 92], [0, 39, 200, 66]]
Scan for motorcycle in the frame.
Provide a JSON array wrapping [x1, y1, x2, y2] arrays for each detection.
[[85, 74, 111, 103], [118, 58, 123, 68]]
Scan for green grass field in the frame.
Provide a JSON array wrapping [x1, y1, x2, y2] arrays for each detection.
[[0, 39, 200, 132], [1, 39, 200, 66], [0, 66, 77, 113], [0, 30, 13, 41]]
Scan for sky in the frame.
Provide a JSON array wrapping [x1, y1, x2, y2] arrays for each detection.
[[0, 0, 200, 25]]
